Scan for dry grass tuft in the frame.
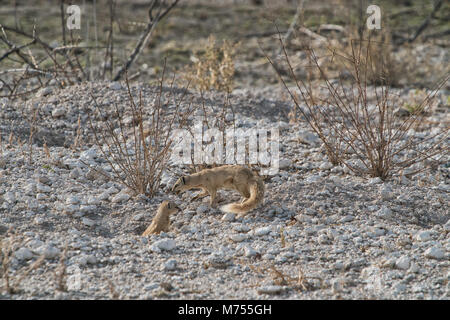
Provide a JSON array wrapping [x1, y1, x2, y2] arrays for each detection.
[[183, 35, 239, 93]]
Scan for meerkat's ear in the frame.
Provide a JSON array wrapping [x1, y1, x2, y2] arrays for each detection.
[[181, 176, 186, 185]]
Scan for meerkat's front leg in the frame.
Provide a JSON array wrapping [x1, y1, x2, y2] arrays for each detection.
[[209, 189, 218, 208], [191, 189, 209, 202]]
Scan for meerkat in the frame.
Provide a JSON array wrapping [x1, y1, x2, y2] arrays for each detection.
[[142, 201, 180, 236], [171, 165, 265, 217]]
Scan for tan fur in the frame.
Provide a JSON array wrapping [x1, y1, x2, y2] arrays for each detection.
[[171, 165, 265, 218], [142, 201, 179, 236]]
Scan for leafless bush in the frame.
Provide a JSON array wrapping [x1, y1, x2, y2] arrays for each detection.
[[86, 65, 194, 197], [0, 0, 179, 99], [265, 31, 448, 180]]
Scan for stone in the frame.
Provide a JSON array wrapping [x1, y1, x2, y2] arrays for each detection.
[[319, 162, 333, 170], [196, 204, 209, 214], [257, 285, 283, 295], [81, 217, 95, 227], [111, 192, 130, 203], [368, 177, 382, 184], [424, 246, 445, 260], [415, 230, 432, 242], [279, 159, 292, 170], [377, 206, 392, 219], [152, 239, 176, 252], [15, 247, 33, 261], [229, 234, 248, 242], [52, 107, 65, 118], [395, 256, 411, 270], [253, 226, 271, 236], [340, 215, 354, 223], [164, 259, 177, 271], [3, 191, 16, 203], [109, 82, 122, 90], [318, 234, 330, 244], [243, 245, 258, 257], [221, 213, 235, 222], [66, 196, 80, 205], [36, 183, 52, 193]]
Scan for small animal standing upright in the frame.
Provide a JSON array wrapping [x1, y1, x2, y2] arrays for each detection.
[[142, 201, 180, 236], [171, 165, 265, 217]]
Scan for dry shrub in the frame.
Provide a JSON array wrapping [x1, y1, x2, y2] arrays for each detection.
[[86, 65, 194, 197], [265, 32, 448, 180], [183, 35, 239, 93]]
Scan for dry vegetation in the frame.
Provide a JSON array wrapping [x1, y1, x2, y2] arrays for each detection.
[[264, 32, 448, 180]]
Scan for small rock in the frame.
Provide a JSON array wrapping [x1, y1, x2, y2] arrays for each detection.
[[36, 176, 51, 185], [81, 217, 95, 227], [109, 82, 122, 90], [368, 177, 382, 184], [86, 255, 97, 264], [15, 247, 33, 261], [257, 285, 283, 295], [66, 196, 80, 205], [443, 220, 450, 232], [318, 234, 330, 244], [340, 215, 354, 223], [221, 212, 235, 222], [164, 259, 177, 271], [305, 175, 320, 183], [133, 213, 145, 221], [395, 256, 411, 270], [69, 168, 81, 179], [253, 226, 271, 236], [3, 191, 16, 203], [37, 87, 52, 97], [52, 107, 65, 118], [196, 204, 209, 214], [152, 239, 176, 252], [111, 192, 130, 203], [87, 196, 100, 205], [331, 278, 344, 293], [229, 234, 248, 242], [36, 183, 52, 193], [243, 245, 258, 257], [380, 184, 393, 200], [98, 192, 110, 201], [408, 262, 419, 273], [377, 206, 392, 219], [319, 162, 333, 170], [38, 245, 60, 259], [279, 159, 292, 170], [393, 282, 407, 293], [424, 246, 445, 260], [415, 230, 432, 242]]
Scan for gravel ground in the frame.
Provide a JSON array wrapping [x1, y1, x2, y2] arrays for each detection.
[[0, 81, 448, 300]]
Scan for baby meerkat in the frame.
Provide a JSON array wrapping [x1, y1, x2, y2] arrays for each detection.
[[142, 201, 180, 236]]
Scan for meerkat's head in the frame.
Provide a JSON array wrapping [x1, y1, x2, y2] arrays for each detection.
[[171, 176, 189, 195], [163, 201, 180, 214]]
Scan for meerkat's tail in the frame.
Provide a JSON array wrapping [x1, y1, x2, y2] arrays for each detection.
[[221, 178, 265, 216]]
